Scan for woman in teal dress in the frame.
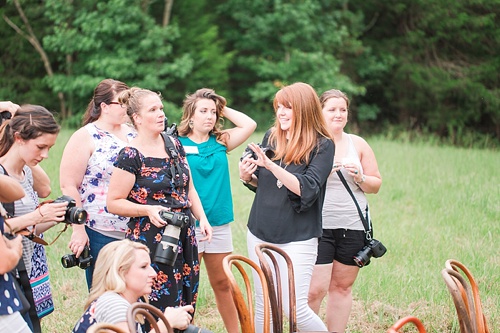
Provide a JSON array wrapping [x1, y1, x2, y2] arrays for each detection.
[[178, 88, 256, 333]]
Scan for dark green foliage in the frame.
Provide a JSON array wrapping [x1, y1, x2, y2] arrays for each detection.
[[1, 0, 499, 144]]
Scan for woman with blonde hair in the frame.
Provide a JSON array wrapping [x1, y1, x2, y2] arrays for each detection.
[[239, 82, 334, 332], [73, 239, 193, 332]]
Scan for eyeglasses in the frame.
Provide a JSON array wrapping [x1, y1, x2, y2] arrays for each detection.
[[108, 102, 125, 108]]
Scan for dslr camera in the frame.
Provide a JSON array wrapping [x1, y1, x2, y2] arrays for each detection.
[[61, 245, 93, 269], [53, 195, 88, 224], [240, 143, 272, 161], [0, 110, 12, 126], [353, 238, 387, 268], [153, 211, 190, 266], [163, 117, 178, 137]]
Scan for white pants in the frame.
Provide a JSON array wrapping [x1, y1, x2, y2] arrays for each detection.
[[0, 312, 32, 333], [247, 230, 327, 332]]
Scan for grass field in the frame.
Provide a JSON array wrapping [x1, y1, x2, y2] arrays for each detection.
[[38, 130, 499, 333]]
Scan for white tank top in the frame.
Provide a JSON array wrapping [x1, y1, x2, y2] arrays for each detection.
[[322, 134, 367, 230]]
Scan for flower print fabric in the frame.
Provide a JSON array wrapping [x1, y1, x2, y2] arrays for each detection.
[[113, 136, 200, 313], [79, 123, 135, 232]]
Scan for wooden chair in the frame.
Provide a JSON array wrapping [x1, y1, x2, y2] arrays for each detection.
[[222, 254, 271, 333], [255, 243, 296, 333], [126, 302, 174, 333], [87, 323, 128, 333], [441, 259, 489, 333], [387, 316, 426, 333]]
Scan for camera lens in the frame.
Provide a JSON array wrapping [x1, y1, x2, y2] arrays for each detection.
[[353, 246, 372, 268], [66, 207, 88, 224], [61, 254, 78, 268]]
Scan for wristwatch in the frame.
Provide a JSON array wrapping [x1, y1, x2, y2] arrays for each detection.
[[355, 175, 366, 186]]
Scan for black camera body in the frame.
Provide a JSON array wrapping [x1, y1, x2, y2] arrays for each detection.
[[153, 211, 190, 266], [163, 117, 178, 137], [240, 143, 272, 161], [353, 239, 387, 268], [0, 110, 12, 125], [174, 325, 213, 333], [61, 245, 93, 269], [53, 195, 88, 224]]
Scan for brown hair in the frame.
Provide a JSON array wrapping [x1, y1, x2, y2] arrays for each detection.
[[82, 79, 129, 125], [178, 88, 228, 145], [319, 89, 350, 109], [117, 88, 161, 127], [269, 82, 332, 165], [0, 105, 60, 157]]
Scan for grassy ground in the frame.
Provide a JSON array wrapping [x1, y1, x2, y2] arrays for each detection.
[[39, 130, 499, 332]]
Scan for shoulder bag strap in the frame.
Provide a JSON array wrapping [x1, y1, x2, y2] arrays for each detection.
[[336, 170, 371, 237], [161, 132, 184, 191]]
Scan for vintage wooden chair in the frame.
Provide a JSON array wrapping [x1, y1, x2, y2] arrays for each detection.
[[222, 254, 271, 333], [255, 243, 296, 333], [441, 259, 489, 333], [255, 243, 327, 333], [126, 302, 174, 333], [387, 316, 426, 333], [87, 322, 127, 333]]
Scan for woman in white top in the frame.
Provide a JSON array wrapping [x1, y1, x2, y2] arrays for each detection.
[[60, 79, 136, 289], [308, 89, 382, 333]]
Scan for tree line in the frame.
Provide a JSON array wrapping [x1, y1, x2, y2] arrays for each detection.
[[1, 0, 499, 145]]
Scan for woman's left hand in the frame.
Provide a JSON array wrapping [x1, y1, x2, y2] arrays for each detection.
[[343, 162, 363, 183], [197, 218, 212, 242], [246, 143, 274, 169]]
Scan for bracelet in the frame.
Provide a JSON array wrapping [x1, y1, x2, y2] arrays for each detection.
[[355, 174, 366, 186], [240, 177, 251, 185], [37, 207, 45, 218]]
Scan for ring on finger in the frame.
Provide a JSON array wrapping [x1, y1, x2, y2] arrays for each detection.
[[354, 170, 358, 174]]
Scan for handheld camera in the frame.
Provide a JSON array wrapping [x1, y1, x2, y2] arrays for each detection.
[[153, 211, 190, 266]]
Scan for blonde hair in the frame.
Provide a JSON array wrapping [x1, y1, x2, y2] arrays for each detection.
[[85, 239, 150, 308], [117, 87, 161, 127], [270, 82, 332, 165]]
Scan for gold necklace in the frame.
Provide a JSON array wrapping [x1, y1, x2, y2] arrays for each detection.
[[276, 160, 288, 189]]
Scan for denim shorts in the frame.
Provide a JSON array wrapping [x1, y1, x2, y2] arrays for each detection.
[[316, 228, 366, 266]]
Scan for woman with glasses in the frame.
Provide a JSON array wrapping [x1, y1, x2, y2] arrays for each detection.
[[60, 79, 136, 290]]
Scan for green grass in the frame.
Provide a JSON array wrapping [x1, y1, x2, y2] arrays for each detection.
[[39, 130, 499, 332]]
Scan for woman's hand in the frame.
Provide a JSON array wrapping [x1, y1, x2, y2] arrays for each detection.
[[246, 143, 274, 169], [38, 201, 68, 224], [197, 218, 213, 243], [163, 305, 194, 331], [145, 205, 169, 229], [68, 224, 90, 257], [238, 156, 258, 183]]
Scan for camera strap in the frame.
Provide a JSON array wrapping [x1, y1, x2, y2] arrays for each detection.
[[336, 170, 372, 240], [161, 132, 184, 190]]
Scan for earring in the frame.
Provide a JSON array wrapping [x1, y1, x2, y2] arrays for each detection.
[[188, 120, 194, 129]]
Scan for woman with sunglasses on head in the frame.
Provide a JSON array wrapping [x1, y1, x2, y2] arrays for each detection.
[[107, 87, 212, 317], [60, 79, 136, 290], [178, 88, 256, 333], [0, 105, 67, 331], [239, 82, 334, 332], [308, 89, 382, 333]]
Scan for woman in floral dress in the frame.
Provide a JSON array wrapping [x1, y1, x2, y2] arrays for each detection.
[[107, 87, 212, 314]]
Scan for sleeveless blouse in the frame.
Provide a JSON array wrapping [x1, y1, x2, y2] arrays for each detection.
[[178, 135, 234, 226], [79, 123, 135, 234], [322, 134, 368, 230]]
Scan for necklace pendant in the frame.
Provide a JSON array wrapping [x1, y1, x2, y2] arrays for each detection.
[[276, 179, 283, 188]]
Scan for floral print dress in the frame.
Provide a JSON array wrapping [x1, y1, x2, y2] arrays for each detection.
[[113, 136, 199, 312]]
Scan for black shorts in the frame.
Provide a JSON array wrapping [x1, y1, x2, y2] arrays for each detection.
[[316, 229, 366, 266]]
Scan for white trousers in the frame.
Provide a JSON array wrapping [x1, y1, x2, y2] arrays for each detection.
[[247, 230, 327, 332]]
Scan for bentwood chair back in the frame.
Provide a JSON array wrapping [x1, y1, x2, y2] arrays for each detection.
[[222, 254, 271, 333], [126, 302, 174, 333], [255, 243, 297, 333], [387, 316, 427, 333], [441, 259, 489, 333], [87, 323, 128, 333]]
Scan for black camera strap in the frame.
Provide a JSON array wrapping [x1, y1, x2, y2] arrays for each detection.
[[161, 132, 184, 190], [336, 170, 372, 239]]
